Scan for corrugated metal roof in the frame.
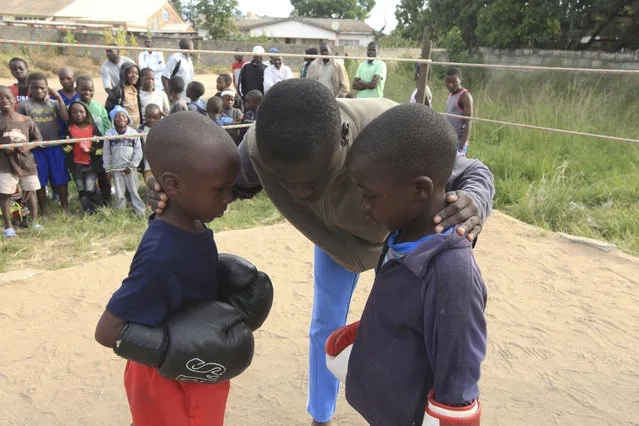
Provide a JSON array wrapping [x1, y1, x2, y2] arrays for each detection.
[[234, 16, 374, 34], [0, 0, 76, 17], [55, 0, 169, 26]]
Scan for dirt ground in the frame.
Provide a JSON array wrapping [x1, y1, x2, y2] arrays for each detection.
[[0, 212, 638, 425]]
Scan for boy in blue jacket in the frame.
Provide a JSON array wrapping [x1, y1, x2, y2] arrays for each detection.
[[326, 103, 487, 426], [103, 105, 145, 216]]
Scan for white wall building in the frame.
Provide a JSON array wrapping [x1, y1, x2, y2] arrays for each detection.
[[234, 16, 375, 47]]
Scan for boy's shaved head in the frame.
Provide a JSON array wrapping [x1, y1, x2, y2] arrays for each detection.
[[145, 112, 238, 179], [348, 103, 458, 186]]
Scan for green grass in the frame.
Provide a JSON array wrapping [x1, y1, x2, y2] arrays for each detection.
[[370, 61, 639, 254], [0, 191, 282, 273]]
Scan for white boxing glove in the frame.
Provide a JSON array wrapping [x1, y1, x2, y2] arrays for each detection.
[[423, 391, 481, 426], [324, 321, 359, 382]]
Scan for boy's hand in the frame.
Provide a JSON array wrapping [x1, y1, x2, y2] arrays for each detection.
[[47, 88, 59, 99], [433, 190, 483, 241], [105, 172, 112, 182], [146, 176, 168, 214]]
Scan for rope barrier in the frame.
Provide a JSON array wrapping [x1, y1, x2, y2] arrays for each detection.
[[2, 39, 638, 75], [438, 113, 639, 144], [0, 114, 636, 149], [0, 124, 253, 150]]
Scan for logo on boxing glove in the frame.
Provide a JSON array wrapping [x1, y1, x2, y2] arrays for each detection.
[[174, 357, 228, 383]]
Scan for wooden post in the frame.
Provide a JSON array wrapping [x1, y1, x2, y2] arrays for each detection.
[[416, 27, 432, 106]]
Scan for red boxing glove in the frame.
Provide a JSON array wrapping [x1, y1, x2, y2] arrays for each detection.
[[423, 391, 480, 426], [325, 321, 359, 382]]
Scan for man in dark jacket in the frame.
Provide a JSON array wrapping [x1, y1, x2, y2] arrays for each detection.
[[238, 46, 267, 99]]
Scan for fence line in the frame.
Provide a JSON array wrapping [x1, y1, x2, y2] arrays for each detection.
[[0, 114, 636, 149], [1, 39, 638, 74]]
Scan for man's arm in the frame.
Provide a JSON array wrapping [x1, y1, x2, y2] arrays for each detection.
[[100, 64, 113, 94], [352, 77, 367, 91], [435, 155, 495, 241], [459, 92, 473, 147], [337, 63, 350, 97], [130, 136, 143, 170], [367, 75, 381, 89], [263, 67, 275, 93], [238, 67, 246, 97], [51, 89, 69, 123], [233, 132, 263, 199], [138, 52, 146, 69], [161, 55, 175, 93]]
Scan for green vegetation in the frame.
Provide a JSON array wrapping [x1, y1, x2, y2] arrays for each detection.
[[0, 192, 282, 273], [358, 58, 638, 253]]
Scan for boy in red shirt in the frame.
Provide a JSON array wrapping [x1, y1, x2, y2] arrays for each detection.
[[8, 58, 30, 106], [66, 101, 100, 214]]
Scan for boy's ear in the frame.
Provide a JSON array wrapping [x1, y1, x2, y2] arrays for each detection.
[[413, 176, 434, 200], [160, 172, 182, 197]]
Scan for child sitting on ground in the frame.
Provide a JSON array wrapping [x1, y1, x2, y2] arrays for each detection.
[[168, 76, 188, 114], [103, 105, 145, 216], [238, 89, 262, 142], [105, 62, 142, 127], [138, 103, 164, 184], [8, 58, 30, 105], [66, 101, 101, 214], [139, 68, 170, 116], [76, 75, 112, 206], [444, 67, 473, 154], [95, 112, 265, 426], [0, 86, 41, 237], [17, 72, 70, 217], [326, 103, 487, 426], [215, 74, 243, 112], [187, 81, 207, 115], [206, 97, 233, 127]]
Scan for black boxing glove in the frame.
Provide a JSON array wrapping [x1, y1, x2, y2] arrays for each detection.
[[217, 253, 274, 331], [114, 301, 254, 383]]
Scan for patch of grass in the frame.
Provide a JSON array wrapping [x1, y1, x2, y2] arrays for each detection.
[[379, 65, 639, 254], [0, 49, 102, 79], [0, 191, 282, 273]]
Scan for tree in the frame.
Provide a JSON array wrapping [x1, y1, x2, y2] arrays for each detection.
[[290, 0, 376, 20], [393, 0, 432, 42], [189, 0, 240, 40]]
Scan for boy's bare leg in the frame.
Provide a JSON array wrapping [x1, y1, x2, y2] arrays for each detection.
[[55, 184, 70, 215], [36, 188, 48, 217], [24, 191, 39, 224], [0, 194, 12, 229]]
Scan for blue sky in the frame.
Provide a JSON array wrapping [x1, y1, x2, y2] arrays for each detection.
[[237, 0, 401, 32]]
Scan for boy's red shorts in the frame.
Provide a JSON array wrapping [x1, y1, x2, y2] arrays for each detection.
[[124, 361, 230, 426]]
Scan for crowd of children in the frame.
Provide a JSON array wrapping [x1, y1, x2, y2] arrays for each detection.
[[0, 53, 265, 238], [0, 45, 472, 241]]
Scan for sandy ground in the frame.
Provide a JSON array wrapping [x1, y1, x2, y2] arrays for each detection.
[[1, 211, 638, 425]]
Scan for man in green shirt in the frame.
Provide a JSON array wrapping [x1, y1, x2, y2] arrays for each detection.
[[353, 41, 387, 98]]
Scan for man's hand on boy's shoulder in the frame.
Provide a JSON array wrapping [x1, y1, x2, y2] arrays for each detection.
[[147, 176, 168, 214], [433, 190, 483, 242]]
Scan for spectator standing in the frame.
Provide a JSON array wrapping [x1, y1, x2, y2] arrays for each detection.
[[306, 43, 350, 98], [238, 46, 267, 98], [8, 58, 30, 105], [263, 49, 294, 93], [139, 68, 170, 116], [105, 62, 142, 128], [300, 48, 318, 78], [162, 39, 194, 100], [100, 46, 134, 94], [167, 77, 188, 114], [232, 50, 248, 90], [138, 38, 166, 91], [215, 74, 243, 112], [17, 73, 71, 216], [353, 41, 387, 98], [444, 67, 473, 154], [186, 81, 207, 115]]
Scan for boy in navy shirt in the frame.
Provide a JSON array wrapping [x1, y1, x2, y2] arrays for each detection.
[[326, 103, 487, 425], [95, 112, 240, 426]]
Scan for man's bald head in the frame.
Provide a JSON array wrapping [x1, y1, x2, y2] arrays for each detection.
[[58, 67, 75, 91]]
